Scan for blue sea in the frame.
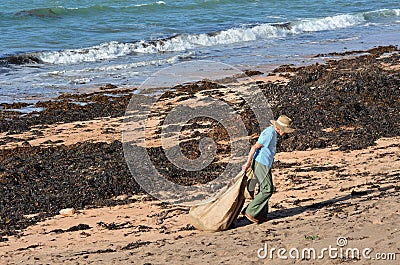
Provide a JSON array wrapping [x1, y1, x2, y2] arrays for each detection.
[[1, 0, 399, 103]]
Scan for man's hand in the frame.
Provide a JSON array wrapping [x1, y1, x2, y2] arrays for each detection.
[[242, 143, 262, 173]]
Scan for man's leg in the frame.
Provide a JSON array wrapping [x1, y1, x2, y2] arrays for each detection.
[[245, 161, 273, 221]]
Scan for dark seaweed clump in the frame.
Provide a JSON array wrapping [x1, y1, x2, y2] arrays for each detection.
[[0, 89, 133, 134], [0, 141, 140, 236], [261, 46, 400, 151]]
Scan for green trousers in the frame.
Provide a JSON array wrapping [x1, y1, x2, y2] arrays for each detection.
[[245, 160, 273, 220]]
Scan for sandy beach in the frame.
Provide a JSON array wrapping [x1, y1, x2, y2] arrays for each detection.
[[1, 46, 399, 264]]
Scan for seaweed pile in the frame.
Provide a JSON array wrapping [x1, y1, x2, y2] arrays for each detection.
[[141, 80, 258, 186], [263, 45, 400, 151], [0, 141, 139, 236], [0, 89, 133, 134]]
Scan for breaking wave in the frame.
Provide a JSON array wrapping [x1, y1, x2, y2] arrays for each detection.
[[3, 9, 399, 65]]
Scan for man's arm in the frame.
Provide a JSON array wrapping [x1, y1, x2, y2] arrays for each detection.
[[242, 142, 263, 172]]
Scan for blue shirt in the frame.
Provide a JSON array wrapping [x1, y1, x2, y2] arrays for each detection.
[[253, 126, 277, 168]]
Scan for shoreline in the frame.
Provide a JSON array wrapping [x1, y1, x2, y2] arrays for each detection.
[[1, 46, 399, 263], [0, 45, 397, 106]]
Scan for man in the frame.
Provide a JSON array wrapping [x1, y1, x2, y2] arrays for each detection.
[[241, 115, 295, 223]]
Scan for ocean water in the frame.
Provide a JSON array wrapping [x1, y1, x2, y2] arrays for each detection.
[[0, 0, 399, 102]]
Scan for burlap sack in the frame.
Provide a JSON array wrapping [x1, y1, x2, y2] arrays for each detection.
[[188, 168, 257, 231]]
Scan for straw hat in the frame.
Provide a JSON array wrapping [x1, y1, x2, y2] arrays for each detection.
[[270, 115, 295, 133]]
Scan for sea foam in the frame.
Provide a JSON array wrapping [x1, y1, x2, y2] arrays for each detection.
[[8, 8, 399, 65]]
